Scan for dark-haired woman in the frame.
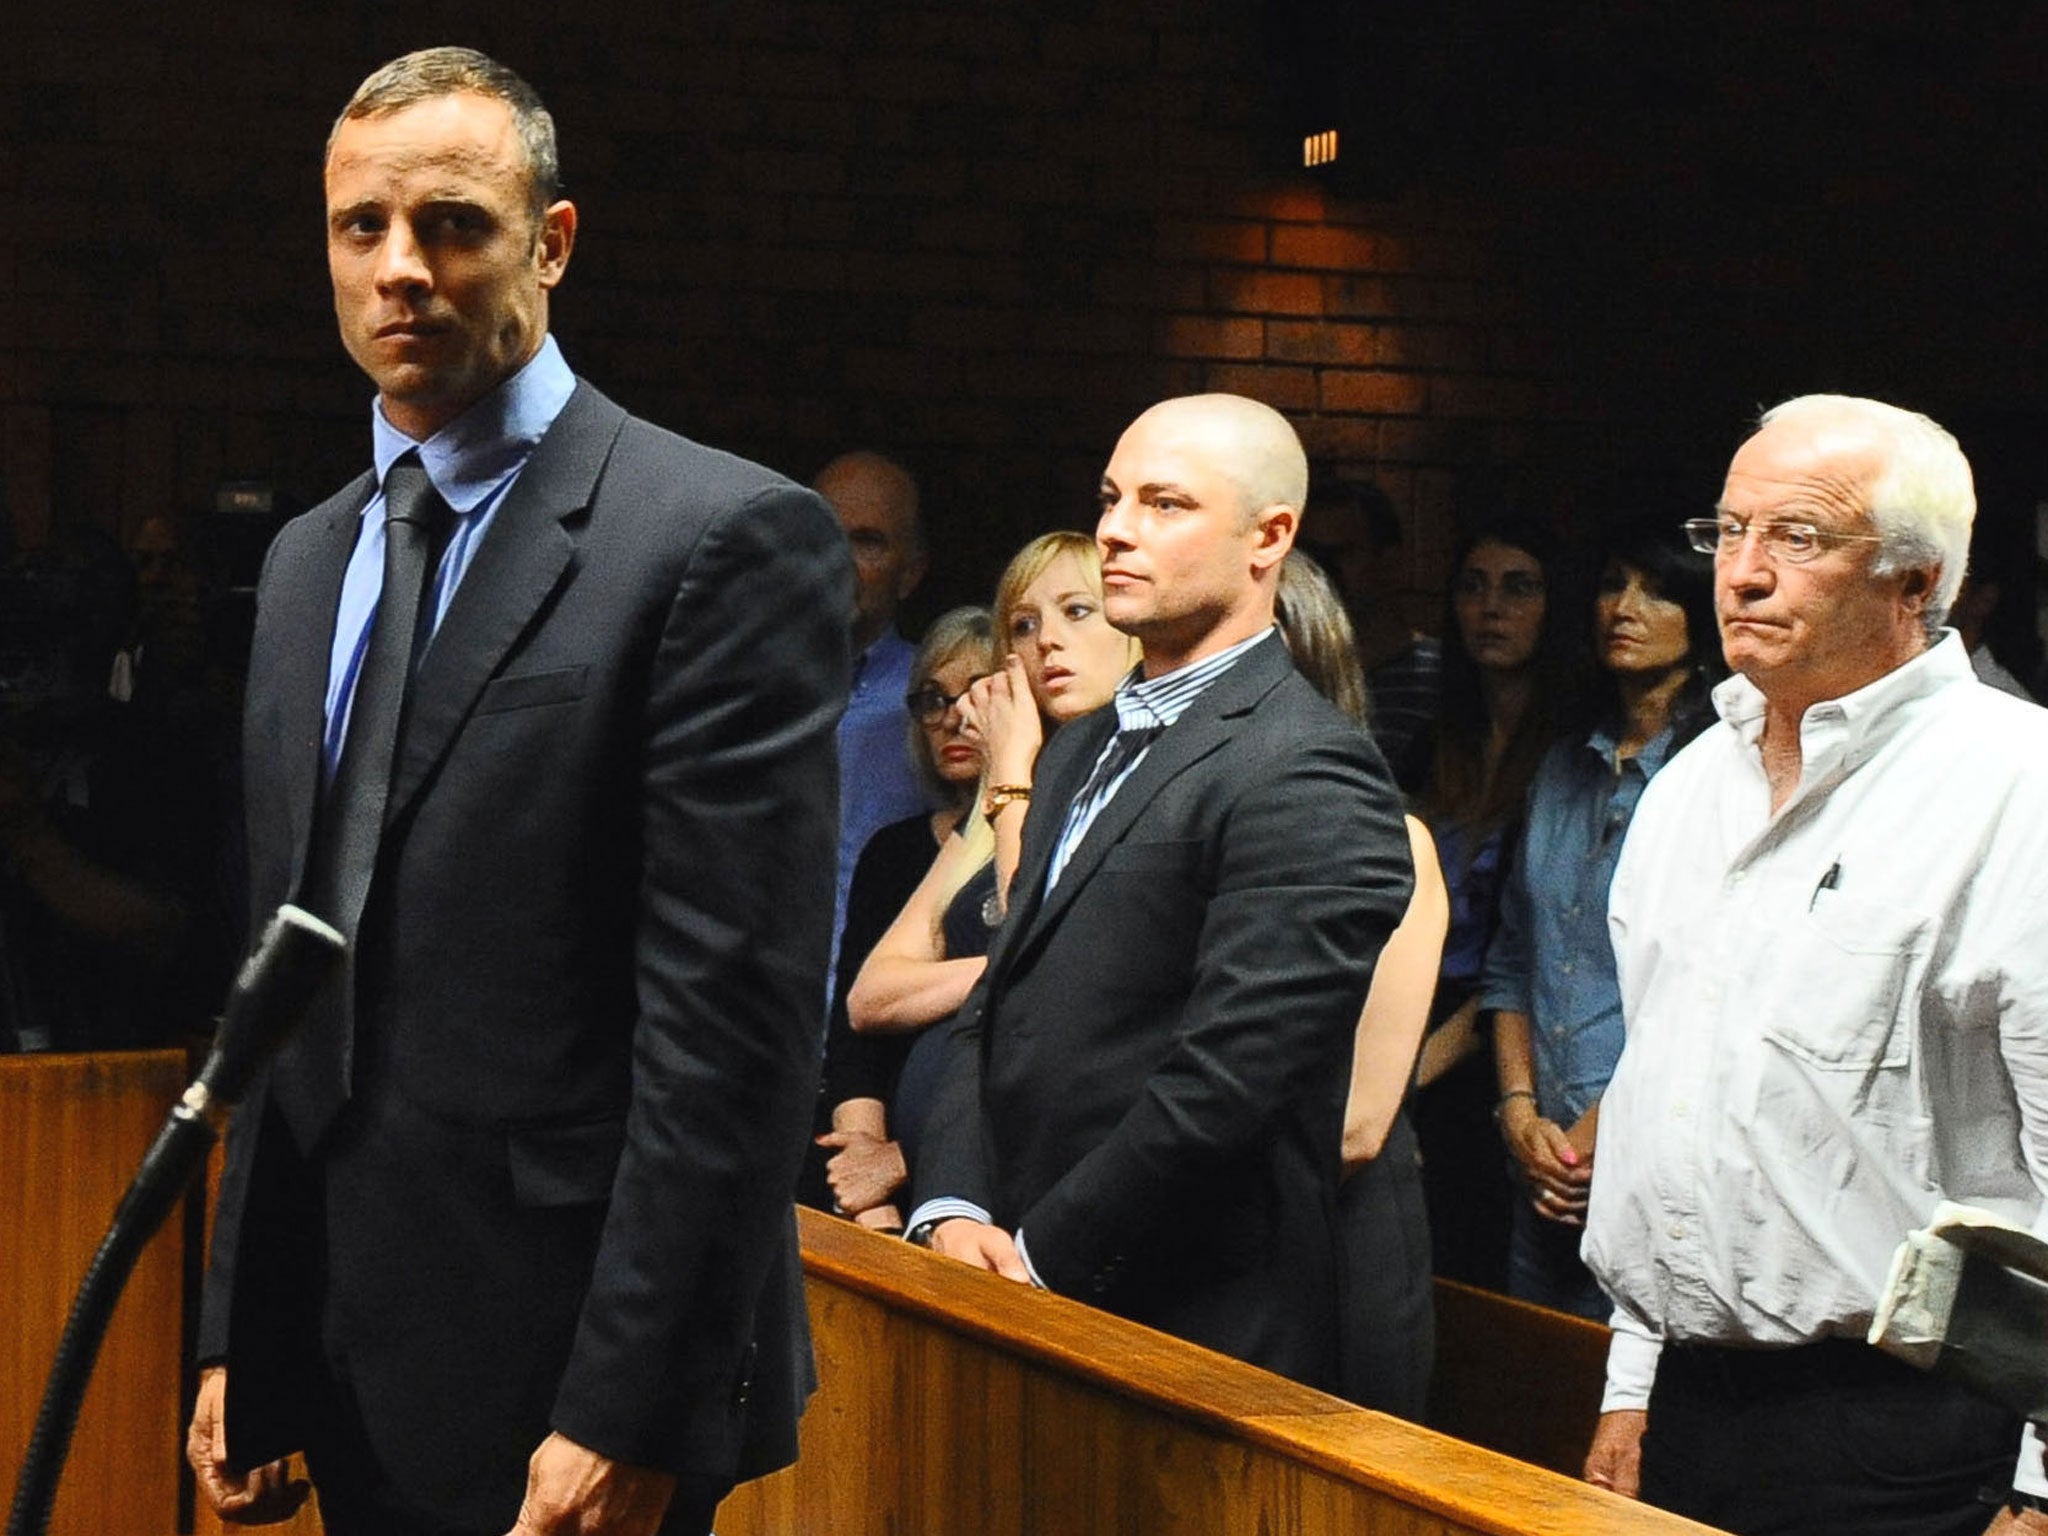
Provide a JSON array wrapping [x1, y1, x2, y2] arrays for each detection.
[[1411, 518, 1579, 1290], [1480, 525, 1720, 1318]]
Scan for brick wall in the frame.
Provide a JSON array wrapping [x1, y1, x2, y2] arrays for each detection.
[[0, 1, 1592, 620], [5, 2, 2045, 636]]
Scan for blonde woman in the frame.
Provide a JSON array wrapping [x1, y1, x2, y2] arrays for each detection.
[[841, 533, 1137, 1223]]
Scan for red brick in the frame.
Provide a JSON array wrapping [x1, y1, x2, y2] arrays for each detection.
[[1156, 219, 1268, 264], [1271, 225, 1380, 271], [1202, 363, 1317, 412], [1295, 416, 1382, 460], [1265, 320, 1376, 366], [1216, 185, 1328, 223], [1208, 268, 1323, 317], [1322, 274, 1390, 318], [1321, 370, 1427, 415], [1157, 315, 1264, 361], [1377, 325, 1486, 369]]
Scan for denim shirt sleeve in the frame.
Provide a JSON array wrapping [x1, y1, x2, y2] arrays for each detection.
[[1477, 824, 1535, 1017]]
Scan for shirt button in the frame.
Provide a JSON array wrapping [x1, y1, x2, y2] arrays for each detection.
[[1668, 1222, 1686, 1240], [1701, 985, 1719, 1006], [1672, 1099, 1689, 1118], [1728, 871, 1746, 888], [1561, 961, 1575, 975]]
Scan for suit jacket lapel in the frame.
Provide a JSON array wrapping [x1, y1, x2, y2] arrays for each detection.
[[387, 382, 628, 821], [277, 473, 375, 884], [1000, 632, 1297, 972]]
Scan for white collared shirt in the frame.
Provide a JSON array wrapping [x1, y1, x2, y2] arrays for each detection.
[[1584, 633, 2048, 1484]]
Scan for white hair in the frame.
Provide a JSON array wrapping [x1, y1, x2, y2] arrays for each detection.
[[1757, 394, 1974, 636]]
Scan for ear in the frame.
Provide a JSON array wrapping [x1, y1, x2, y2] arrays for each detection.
[[536, 200, 577, 290], [1248, 502, 1298, 577], [1897, 564, 1934, 617]]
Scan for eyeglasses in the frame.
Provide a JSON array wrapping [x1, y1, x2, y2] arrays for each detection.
[[1683, 516, 1885, 564], [906, 676, 989, 725]]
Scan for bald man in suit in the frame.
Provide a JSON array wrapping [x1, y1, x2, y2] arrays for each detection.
[[909, 395, 1412, 1386]]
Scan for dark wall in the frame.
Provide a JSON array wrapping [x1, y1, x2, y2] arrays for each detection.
[[4, 2, 2045, 661]]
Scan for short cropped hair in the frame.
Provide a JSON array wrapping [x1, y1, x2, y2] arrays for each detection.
[[1757, 394, 1974, 635], [329, 47, 560, 219]]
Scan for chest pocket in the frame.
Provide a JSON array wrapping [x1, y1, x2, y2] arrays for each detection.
[[1759, 892, 1929, 1072]]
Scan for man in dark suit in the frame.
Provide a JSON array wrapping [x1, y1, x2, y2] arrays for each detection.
[[184, 49, 849, 1536], [907, 394, 1413, 1387]]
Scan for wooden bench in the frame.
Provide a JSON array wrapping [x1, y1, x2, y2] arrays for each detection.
[[6, 1053, 1692, 1535]]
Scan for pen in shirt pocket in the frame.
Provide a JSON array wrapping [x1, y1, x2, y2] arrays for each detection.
[[1809, 859, 1842, 911]]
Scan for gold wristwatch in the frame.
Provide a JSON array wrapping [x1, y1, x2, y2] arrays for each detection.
[[983, 783, 1032, 818]]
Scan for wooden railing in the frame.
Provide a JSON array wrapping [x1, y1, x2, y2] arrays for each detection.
[[5, 1052, 1706, 1535], [2, 1051, 190, 1536], [714, 1209, 1711, 1536]]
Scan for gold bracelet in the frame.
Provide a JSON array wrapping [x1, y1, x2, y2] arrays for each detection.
[[983, 784, 1032, 817]]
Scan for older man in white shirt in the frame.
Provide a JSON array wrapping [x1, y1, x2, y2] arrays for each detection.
[[1582, 395, 2048, 1536]]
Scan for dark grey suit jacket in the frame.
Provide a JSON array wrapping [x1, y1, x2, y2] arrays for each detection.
[[201, 380, 850, 1503], [913, 631, 1412, 1387]]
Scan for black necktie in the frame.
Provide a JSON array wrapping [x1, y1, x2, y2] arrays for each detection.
[[276, 454, 451, 1150]]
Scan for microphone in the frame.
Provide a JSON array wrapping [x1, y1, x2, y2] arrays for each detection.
[[7, 905, 345, 1536], [195, 904, 348, 1110]]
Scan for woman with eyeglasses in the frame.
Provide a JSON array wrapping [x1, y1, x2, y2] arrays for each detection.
[[1479, 523, 1721, 1318], [808, 606, 996, 1231], [841, 533, 1140, 1225], [1409, 515, 1581, 1292]]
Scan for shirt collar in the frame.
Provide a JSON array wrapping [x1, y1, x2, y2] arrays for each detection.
[[369, 334, 576, 514], [1586, 718, 1678, 777], [1113, 626, 1274, 731], [1710, 629, 1971, 758]]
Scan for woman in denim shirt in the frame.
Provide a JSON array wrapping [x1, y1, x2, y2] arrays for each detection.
[[1480, 523, 1720, 1318]]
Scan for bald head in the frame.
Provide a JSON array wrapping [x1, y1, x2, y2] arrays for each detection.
[[1125, 394, 1308, 525], [814, 450, 927, 653], [1096, 394, 1305, 676]]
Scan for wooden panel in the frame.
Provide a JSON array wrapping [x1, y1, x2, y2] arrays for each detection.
[[1, 1051, 188, 1536], [2, 1067, 1670, 1536], [1429, 1279, 1612, 1477], [715, 1210, 1716, 1536]]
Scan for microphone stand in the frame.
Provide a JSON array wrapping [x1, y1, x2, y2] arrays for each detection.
[[6, 905, 344, 1536]]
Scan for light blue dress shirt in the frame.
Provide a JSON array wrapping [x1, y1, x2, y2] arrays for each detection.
[[322, 335, 577, 773], [831, 628, 928, 972]]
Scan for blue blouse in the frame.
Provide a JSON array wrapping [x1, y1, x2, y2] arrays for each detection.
[[1477, 723, 1678, 1125]]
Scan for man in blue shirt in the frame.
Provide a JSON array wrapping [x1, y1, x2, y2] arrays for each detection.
[[189, 48, 847, 1536], [813, 451, 931, 973]]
